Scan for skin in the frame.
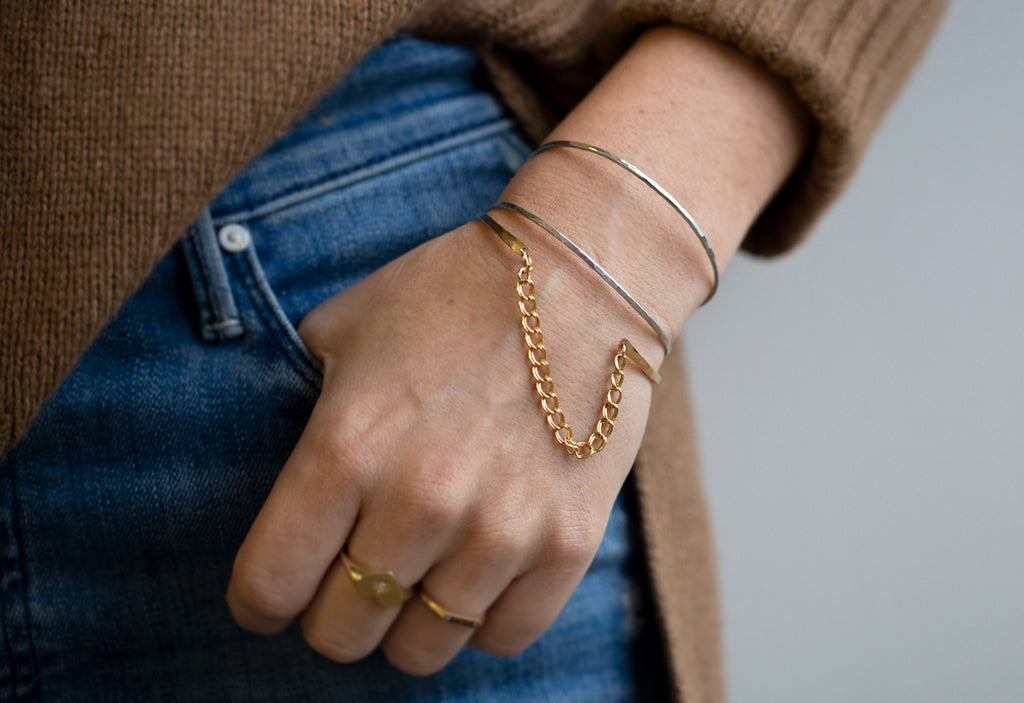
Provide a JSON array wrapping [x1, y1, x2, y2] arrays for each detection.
[[225, 26, 812, 675]]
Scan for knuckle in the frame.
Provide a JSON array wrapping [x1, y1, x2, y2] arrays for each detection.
[[315, 425, 377, 481], [306, 427, 383, 503], [382, 637, 451, 677], [301, 617, 373, 663], [393, 481, 465, 534], [545, 522, 599, 569], [230, 559, 304, 622], [469, 518, 532, 566]]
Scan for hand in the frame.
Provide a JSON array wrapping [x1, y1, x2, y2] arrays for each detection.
[[224, 19, 813, 674], [225, 218, 656, 675]]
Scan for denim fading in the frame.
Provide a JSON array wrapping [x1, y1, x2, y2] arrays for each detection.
[[0, 35, 667, 701]]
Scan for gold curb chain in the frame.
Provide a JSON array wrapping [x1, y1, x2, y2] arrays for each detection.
[[479, 213, 631, 459]]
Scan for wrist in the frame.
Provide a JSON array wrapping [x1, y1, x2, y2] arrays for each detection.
[[495, 150, 712, 376], [496, 152, 708, 347], [493, 25, 812, 347]]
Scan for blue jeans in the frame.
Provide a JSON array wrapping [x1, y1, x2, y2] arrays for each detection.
[[0, 36, 669, 701]]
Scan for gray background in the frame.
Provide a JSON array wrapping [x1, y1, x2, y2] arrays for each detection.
[[686, 3, 1024, 701]]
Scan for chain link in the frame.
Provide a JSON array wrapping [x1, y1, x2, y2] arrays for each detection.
[[478, 212, 661, 459], [511, 245, 627, 459]]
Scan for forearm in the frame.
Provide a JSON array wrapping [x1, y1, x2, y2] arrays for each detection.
[[499, 26, 812, 353]]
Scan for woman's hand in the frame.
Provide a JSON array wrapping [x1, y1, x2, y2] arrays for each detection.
[[225, 218, 656, 675], [225, 22, 811, 676]]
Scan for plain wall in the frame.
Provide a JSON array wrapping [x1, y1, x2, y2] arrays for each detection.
[[685, 3, 1024, 701]]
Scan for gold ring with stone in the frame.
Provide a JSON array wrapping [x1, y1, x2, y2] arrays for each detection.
[[339, 551, 413, 608], [418, 588, 486, 629]]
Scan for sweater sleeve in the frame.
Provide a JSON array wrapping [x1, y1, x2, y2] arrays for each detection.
[[413, 0, 949, 256], [0, 1, 948, 452]]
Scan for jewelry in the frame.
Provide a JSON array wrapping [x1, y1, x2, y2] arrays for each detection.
[[418, 588, 485, 629], [340, 551, 413, 608], [532, 140, 719, 305], [492, 200, 672, 354], [478, 212, 659, 460]]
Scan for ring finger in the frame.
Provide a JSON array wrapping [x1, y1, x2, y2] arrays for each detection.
[[378, 518, 533, 675]]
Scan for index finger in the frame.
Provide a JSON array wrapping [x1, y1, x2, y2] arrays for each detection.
[[226, 410, 367, 634]]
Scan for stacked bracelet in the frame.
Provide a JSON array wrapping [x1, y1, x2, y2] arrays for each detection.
[[532, 140, 719, 305], [486, 140, 715, 458], [492, 200, 673, 355]]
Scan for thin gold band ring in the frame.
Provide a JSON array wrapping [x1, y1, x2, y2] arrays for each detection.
[[418, 588, 486, 629]]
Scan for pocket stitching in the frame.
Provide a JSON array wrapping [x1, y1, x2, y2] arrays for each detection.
[[227, 251, 324, 394], [210, 117, 515, 227]]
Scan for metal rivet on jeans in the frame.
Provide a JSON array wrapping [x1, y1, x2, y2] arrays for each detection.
[[217, 224, 251, 253]]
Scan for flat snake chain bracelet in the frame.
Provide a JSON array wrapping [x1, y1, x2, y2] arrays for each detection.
[[492, 200, 673, 355], [477, 211, 660, 460], [532, 140, 719, 306]]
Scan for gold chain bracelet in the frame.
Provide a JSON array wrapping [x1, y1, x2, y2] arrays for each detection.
[[478, 212, 660, 459]]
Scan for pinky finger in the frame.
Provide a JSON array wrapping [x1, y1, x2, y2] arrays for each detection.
[[467, 562, 589, 658]]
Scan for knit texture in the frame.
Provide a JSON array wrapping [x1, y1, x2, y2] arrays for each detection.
[[1, 2, 947, 700]]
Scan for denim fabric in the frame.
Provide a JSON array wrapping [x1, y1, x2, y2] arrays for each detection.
[[0, 36, 669, 701]]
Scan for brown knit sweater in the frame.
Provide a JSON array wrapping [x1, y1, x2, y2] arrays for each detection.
[[1, 2, 946, 700]]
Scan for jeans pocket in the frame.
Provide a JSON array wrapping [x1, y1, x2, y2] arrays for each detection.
[[211, 122, 531, 393]]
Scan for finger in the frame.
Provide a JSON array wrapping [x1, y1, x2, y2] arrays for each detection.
[[380, 528, 526, 675], [300, 461, 465, 662], [468, 541, 597, 658], [226, 410, 368, 635], [299, 548, 415, 663]]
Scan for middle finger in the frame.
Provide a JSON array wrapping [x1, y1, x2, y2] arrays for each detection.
[[299, 478, 462, 662]]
